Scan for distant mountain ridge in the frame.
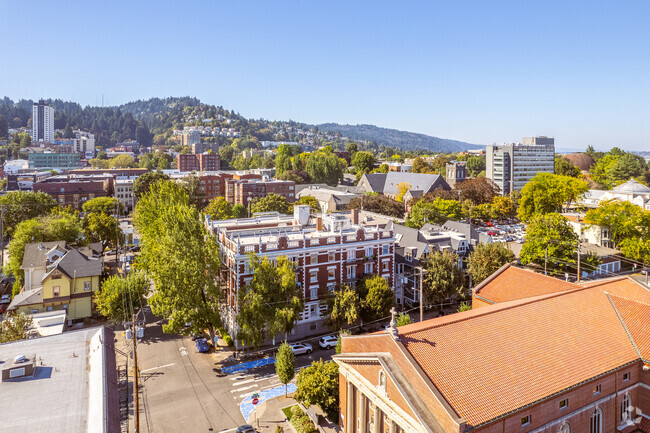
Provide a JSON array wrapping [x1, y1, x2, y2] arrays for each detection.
[[316, 123, 483, 153]]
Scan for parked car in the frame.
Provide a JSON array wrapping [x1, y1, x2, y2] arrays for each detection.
[[0, 294, 10, 303], [236, 425, 256, 433], [318, 335, 338, 350], [195, 338, 210, 353], [290, 342, 313, 355]]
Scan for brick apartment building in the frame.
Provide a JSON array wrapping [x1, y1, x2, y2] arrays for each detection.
[[206, 207, 396, 341], [177, 153, 221, 172], [33, 175, 113, 210], [225, 176, 296, 206], [335, 264, 650, 433]]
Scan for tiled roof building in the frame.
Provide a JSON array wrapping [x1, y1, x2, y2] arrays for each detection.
[[335, 267, 650, 433]]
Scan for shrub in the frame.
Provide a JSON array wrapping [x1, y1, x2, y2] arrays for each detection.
[[290, 406, 317, 433]]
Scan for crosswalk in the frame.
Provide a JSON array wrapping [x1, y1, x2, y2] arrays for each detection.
[[228, 365, 307, 402]]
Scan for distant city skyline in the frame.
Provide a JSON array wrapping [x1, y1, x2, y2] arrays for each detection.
[[1, 1, 649, 151]]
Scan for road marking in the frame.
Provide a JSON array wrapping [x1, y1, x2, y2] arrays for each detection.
[[231, 384, 259, 393], [179, 347, 188, 356], [231, 378, 255, 385], [141, 363, 175, 373], [217, 428, 238, 433]]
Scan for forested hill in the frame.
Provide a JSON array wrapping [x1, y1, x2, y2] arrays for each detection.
[[316, 123, 483, 152]]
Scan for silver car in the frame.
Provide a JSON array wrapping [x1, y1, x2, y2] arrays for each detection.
[[290, 343, 313, 355]]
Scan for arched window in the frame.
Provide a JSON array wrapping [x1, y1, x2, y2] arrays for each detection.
[[558, 422, 570, 433], [621, 393, 631, 422], [590, 407, 602, 433]]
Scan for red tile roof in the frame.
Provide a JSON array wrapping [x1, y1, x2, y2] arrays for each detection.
[[396, 277, 650, 428], [609, 294, 650, 362]]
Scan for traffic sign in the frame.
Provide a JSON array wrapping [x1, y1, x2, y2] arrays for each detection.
[[252, 398, 259, 405]]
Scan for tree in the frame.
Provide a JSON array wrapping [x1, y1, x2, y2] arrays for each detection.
[[275, 143, 295, 176], [275, 342, 296, 397], [82, 212, 124, 250], [467, 242, 515, 285], [204, 197, 233, 220], [345, 142, 358, 156], [304, 150, 345, 186], [491, 195, 516, 220], [326, 285, 360, 331], [351, 151, 376, 176], [96, 150, 108, 160], [135, 123, 152, 147], [63, 122, 74, 139], [619, 237, 650, 264], [520, 213, 578, 274], [466, 156, 485, 177], [0, 191, 58, 237], [0, 114, 8, 139], [111, 154, 137, 168], [395, 182, 411, 202], [181, 173, 206, 209], [411, 156, 434, 174], [133, 171, 170, 199], [237, 255, 303, 348], [455, 177, 500, 205], [296, 195, 321, 213], [0, 311, 33, 343], [555, 156, 581, 177], [278, 169, 311, 184], [395, 312, 413, 327], [134, 181, 222, 340], [232, 204, 247, 218], [295, 360, 339, 419], [406, 198, 462, 228], [584, 200, 648, 247], [358, 276, 394, 323], [94, 272, 149, 322], [457, 302, 472, 312], [518, 173, 589, 222], [82, 196, 123, 215], [345, 195, 404, 218], [424, 251, 465, 307], [251, 193, 293, 215]]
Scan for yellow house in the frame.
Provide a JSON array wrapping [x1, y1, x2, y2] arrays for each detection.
[[10, 242, 103, 320]]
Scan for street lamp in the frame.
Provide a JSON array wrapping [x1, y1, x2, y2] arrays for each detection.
[[247, 194, 252, 218]]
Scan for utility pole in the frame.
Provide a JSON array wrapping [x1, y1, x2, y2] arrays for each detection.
[[0, 205, 4, 271], [419, 267, 424, 322], [576, 241, 581, 282], [132, 314, 140, 433], [544, 246, 548, 276]]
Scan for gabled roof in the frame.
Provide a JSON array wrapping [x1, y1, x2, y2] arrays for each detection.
[[608, 294, 650, 362], [22, 241, 68, 269], [395, 277, 650, 427], [42, 249, 102, 282], [613, 179, 650, 194], [360, 172, 450, 195], [7, 287, 43, 310]]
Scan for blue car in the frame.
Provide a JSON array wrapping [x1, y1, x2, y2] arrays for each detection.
[[195, 337, 210, 353]]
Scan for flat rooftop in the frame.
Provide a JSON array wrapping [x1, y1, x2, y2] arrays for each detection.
[[0, 326, 117, 433]]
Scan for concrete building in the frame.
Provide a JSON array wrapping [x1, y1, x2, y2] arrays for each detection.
[[32, 100, 54, 142], [207, 207, 396, 341], [486, 136, 555, 195], [179, 129, 201, 147], [6, 171, 52, 191], [33, 175, 114, 210], [116, 179, 135, 212], [68, 167, 148, 180], [28, 151, 81, 170], [579, 179, 650, 211], [3, 159, 29, 175], [335, 265, 650, 433], [0, 326, 119, 432], [445, 161, 467, 188], [53, 133, 96, 158]]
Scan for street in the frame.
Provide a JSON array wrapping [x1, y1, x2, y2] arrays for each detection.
[[120, 308, 335, 433]]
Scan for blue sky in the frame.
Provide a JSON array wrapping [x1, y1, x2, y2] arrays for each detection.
[[1, 0, 649, 150]]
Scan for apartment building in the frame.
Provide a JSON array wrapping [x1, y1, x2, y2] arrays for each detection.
[[115, 179, 135, 212], [28, 152, 81, 170], [68, 168, 148, 180], [32, 100, 54, 142], [225, 176, 296, 206], [207, 207, 396, 341], [33, 175, 113, 210], [176, 153, 221, 172], [335, 265, 650, 433], [486, 136, 555, 195]]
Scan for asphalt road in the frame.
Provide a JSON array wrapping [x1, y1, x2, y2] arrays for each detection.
[[123, 308, 335, 433]]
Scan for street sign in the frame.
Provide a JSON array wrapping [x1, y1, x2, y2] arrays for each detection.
[[252, 398, 259, 405], [251, 393, 259, 399]]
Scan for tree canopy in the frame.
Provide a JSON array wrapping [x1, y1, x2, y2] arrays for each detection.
[[406, 198, 462, 228], [251, 193, 293, 215], [357, 275, 394, 323], [82, 196, 124, 215], [424, 251, 465, 306], [275, 342, 296, 397], [467, 242, 515, 285], [555, 156, 581, 177], [0, 191, 58, 237], [0, 311, 33, 343], [295, 360, 339, 419], [345, 194, 404, 218], [517, 173, 589, 222], [204, 197, 233, 220], [133, 171, 170, 199], [94, 271, 149, 323], [326, 285, 360, 331], [520, 213, 578, 274]]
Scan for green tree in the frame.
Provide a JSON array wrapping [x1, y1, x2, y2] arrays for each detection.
[[204, 197, 233, 220], [275, 143, 294, 176], [111, 154, 137, 168], [520, 213, 578, 274], [94, 272, 149, 322], [455, 177, 500, 205], [358, 275, 394, 323], [619, 237, 650, 264], [275, 342, 296, 397], [345, 142, 358, 157], [96, 150, 108, 160], [407, 198, 462, 228], [491, 195, 516, 220], [232, 204, 247, 218], [395, 312, 413, 327], [555, 156, 581, 177], [82, 212, 124, 250], [466, 156, 486, 177], [237, 255, 303, 348], [457, 302, 472, 312], [351, 151, 376, 176], [295, 360, 339, 419], [82, 196, 123, 215], [517, 173, 589, 222], [411, 156, 434, 174], [63, 122, 74, 139], [134, 181, 222, 340], [296, 195, 321, 213], [326, 285, 360, 331], [0, 311, 33, 343], [0, 191, 58, 237], [133, 171, 170, 199], [304, 150, 345, 186], [0, 114, 8, 139], [278, 169, 311, 184], [181, 173, 206, 209], [584, 200, 647, 247], [424, 251, 465, 307], [467, 242, 515, 285], [251, 193, 293, 215]]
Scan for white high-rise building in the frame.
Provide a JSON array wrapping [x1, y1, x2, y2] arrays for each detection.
[[32, 100, 55, 142], [486, 136, 555, 195]]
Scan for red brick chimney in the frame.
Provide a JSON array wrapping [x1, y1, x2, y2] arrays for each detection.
[[351, 209, 359, 225]]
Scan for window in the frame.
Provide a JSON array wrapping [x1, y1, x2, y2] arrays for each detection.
[[310, 286, 318, 300], [365, 247, 373, 257], [53, 286, 60, 297], [365, 263, 373, 274], [558, 423, 570, 433], [382, 245, 389, 255], [328, 269, 335, 280], [310, 270, 318, 283], [347, 265, 356, 279], [62, 304, 68, 310], [32, 309, 39, 314], [310, 254, 318, 264], [621, 393, 631, 422], [623, 372, 630, 382], [346, 249, 355, 262], [46, 306, 53, 311], [328, 252, 335, 262], [559, 399, 568, 410], [309, 304, 317, 317], [593, 384, 601, 395], [84, 281, 91, 291], [397, 263, 404, 273], [382, 261, 389, 272], [590, 408, 602, 433], [521, 415, 530, 427], [405, 251, 413, 262], [327, 283, 336, 293]]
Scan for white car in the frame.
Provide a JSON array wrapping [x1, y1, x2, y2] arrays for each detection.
[[290, 343, 313, 355], [318, 335, 338, 350], [0, 294, 10, 303]]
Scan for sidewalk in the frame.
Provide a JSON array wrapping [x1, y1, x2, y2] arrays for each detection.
[[251, 393, 341, 433]]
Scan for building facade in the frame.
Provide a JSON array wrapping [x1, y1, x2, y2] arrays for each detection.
[[445, 161, 466, 188], [486, 136, 555, 195], [116, 179, 135, 212], [32, 100, 55, 142], [207, 207, 396, 341], [53, 134, 96, 158], [177, 153, 221, 172], [28, 152, 81, 170], [225, 177, 296, 206], [68, 168, 148, 180], [33, 175, 113, 210]]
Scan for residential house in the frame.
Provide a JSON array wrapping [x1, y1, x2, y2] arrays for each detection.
[[357, 172, 450, 200], [9, 241, 103, 320]]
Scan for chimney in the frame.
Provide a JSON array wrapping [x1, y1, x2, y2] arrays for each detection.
[[316, 217, 323, 231], [351, 208, 359, 225]]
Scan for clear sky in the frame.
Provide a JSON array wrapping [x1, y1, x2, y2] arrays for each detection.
[[1, 0, 649, 150]]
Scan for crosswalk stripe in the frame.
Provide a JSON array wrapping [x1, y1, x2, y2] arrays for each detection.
[[231, 384, 259, 393], [232, 378, 255, 385]]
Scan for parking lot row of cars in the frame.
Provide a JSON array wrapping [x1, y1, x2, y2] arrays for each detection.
[[477, 222, 527, 243]]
